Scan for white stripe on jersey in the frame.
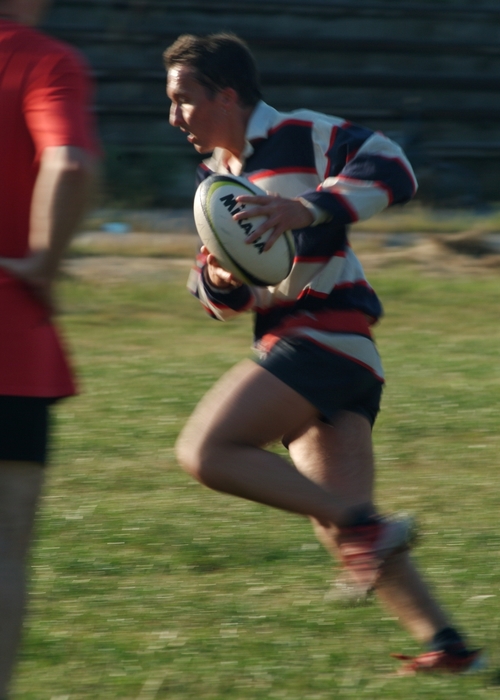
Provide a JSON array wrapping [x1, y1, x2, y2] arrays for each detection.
[[250, 171, 320, 198], [298, 329, 384, 380], [321, 176, 390, 221]]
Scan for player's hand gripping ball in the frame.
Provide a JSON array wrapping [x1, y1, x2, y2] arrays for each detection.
[[194, 174, 295, 286]]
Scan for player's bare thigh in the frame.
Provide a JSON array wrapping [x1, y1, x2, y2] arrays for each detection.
[[176, 359, 319, 469]]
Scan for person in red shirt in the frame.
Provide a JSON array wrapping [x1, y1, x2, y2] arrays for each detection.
[[0, 0, 97, 695]]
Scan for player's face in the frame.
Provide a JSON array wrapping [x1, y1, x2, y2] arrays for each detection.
[[167, 64, 228, 154]]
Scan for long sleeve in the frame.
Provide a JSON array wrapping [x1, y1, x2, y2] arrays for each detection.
[[300, 120, 418, 225], [187, 250, 254, 321]]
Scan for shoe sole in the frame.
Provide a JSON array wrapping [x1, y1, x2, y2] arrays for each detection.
[[375, 514, 418, 561], [392, 649, 486, 675]]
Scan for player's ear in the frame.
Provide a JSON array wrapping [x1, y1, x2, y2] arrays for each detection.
[[219, 87, 239, 109]]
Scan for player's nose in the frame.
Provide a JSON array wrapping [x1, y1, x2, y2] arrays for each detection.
[[169, 103, 184, 127]]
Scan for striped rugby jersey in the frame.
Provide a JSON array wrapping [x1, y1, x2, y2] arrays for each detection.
[[188, 101, 417, 381]]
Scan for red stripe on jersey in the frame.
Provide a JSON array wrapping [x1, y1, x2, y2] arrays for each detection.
[[324, 125, 339, 179], [340, 121, 362, 164], [334, 280, 371, 289], [376, 180, 394, 204], [200, 303, 217, 317], [258, 308, 373, 353], [298, 276, 371, 300], [249, 166, 317, 181], [293, 255, 332, 263], [321, 190, 359, 222], [299, 289, 329, 300], [392, 157, 418, 194], [336, 175, 394, 205], [373, 130, 418, 192], [268, 118, 313, 136], [334, 280, 371, 291], [346, 147, 360, 164]]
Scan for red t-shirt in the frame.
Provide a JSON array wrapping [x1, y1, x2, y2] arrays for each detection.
[[0, 19, 98, 397]]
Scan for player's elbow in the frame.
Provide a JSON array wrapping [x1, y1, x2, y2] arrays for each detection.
[[42, 145, 97, 187], [63, 148, 97, 188], [401, 175, 418, 203]]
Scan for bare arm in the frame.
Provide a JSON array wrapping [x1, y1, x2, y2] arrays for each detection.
[[0, 145, 97, 306]]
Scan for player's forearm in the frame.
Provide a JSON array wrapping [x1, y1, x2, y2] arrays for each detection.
[[29, 145, 97, 278]]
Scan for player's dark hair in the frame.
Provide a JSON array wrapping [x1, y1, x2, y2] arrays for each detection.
[[163, 33, 262, 108]]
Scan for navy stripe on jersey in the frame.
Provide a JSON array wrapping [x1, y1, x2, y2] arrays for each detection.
[[302, 188, 361, 224], [341, 153, 417, 204], [292, 221, 347, 259], [246, 121, 316, 173], [196, 162, 213, 187], [253, 285, 382, 344], [326, 121, 374, 177]]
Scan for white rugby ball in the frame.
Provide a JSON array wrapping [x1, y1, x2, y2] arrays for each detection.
[[193, 174, 295, 286]]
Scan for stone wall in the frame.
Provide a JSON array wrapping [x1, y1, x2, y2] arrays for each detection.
[[43, 0, 500, 206]]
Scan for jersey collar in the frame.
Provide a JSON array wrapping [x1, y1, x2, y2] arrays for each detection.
[[203, 101, 279, 173]]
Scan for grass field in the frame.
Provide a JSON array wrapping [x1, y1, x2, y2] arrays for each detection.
[[12, 244, 500, 699]]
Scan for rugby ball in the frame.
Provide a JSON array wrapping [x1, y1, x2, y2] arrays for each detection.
[[193, 174, 295, 286]]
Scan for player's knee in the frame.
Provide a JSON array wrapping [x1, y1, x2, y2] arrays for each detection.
[[175, 430, 197, 476], [175, 429, 221, 486]]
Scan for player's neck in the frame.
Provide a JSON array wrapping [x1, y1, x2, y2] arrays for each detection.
[[223, 152, 243, 176], [223, 105, 254, 162]]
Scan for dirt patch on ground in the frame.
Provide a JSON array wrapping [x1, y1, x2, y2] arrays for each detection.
[[358, 233, 500, 276], [64, 231, 500, 282], [64, 255, 192, 282]]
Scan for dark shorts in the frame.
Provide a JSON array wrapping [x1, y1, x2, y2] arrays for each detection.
[[256, 337, 383, 427], [0, 396, 53, 465]]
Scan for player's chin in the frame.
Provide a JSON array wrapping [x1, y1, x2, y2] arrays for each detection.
[[187, 136, 203, 150], [194, 145, 212, 154]]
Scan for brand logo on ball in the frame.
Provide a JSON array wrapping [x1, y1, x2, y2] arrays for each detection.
[[219, 193, 266, 253]]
